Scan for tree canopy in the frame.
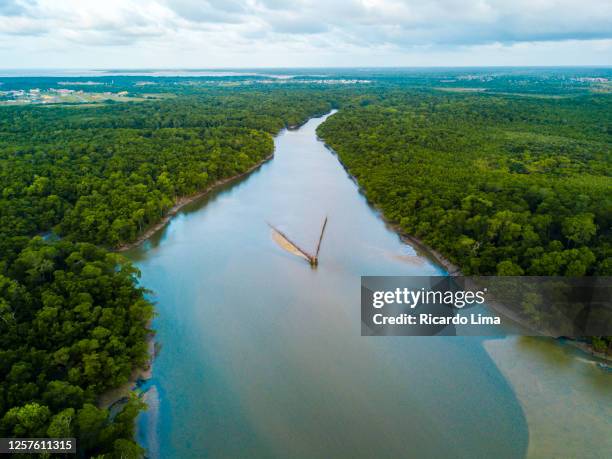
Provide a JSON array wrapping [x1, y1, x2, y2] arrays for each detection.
[[1, 74, 611, 455], [0, 88, 331, 457], [317, 92, 611, 277]]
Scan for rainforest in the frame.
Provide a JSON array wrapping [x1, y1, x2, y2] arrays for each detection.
[[0, 85, 332, 457], [0, 68, 611, 457], [317, 91, 611, 278]]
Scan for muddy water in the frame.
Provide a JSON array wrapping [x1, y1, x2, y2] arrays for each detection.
[[126, 112, 606, 458]]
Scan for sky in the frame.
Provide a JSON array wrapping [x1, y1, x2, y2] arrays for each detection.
[[1, 0, 611, 68]]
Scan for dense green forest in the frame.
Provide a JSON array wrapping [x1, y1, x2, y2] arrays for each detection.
[[0, 239, 151, 457], [317, 91, 611, 350], [1, 72, 611, 455], [318, 92, 611, 276], [0, 92, 331, 248], [0, 89, 331, 457]]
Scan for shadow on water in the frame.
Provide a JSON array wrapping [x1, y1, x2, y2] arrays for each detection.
[[129, 162, 274, 261]]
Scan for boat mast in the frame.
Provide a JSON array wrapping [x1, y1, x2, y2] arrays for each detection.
[[313, 216, 328, 265]]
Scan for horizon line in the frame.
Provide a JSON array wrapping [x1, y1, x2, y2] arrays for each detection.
[[1, 65, 612, 71]]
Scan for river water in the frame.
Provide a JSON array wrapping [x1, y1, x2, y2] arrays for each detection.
[[127, 112, 610, 458]]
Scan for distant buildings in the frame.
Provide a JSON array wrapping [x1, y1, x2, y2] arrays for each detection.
[[573, 77, 609, 83]]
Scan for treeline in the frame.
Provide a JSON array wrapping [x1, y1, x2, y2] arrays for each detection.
[[3, 67, 611, 95], [318, 92, 611, 276], [0, 91, 332, 249], [1, 125, 273, 246], [318, 91, 611, 346], [0, 89, 332, 457]]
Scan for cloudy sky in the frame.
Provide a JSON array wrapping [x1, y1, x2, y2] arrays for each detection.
[[1, 0, 611, 68]]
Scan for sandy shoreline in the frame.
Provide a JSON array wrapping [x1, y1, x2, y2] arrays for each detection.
[[484, 337, 612, 458], [394, 230, 462, 275]]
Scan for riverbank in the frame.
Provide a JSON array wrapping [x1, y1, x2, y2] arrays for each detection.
[[115, 118, 327, 258], [130, 110, 532, 458], [394, 231, 462, 275], [320, 142, 463, 276], [320, 139, 611, 361], [563, 339, 612, 363], [102, 150, 276, 407], [104, 117, 328, 416], [97, 323, 156, 409], [286, 111, 332, 130], [116, 152, 275, 252]]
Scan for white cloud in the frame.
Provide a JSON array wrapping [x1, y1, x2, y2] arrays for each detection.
[[0, 0, 611, 67]]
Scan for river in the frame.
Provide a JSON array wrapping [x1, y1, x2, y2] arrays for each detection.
[[126, 112, 610, 458]]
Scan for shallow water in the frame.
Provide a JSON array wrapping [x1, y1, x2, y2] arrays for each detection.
[[125, 111, 606, 458], [485, 337, 611, 459]]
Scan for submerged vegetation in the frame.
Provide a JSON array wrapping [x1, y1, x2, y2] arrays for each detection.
[[1, 69, 611, 455]]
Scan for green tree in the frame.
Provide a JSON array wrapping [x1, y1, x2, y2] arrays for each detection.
[[562, 213, 597, 245], [1, 403, 51, 437]]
